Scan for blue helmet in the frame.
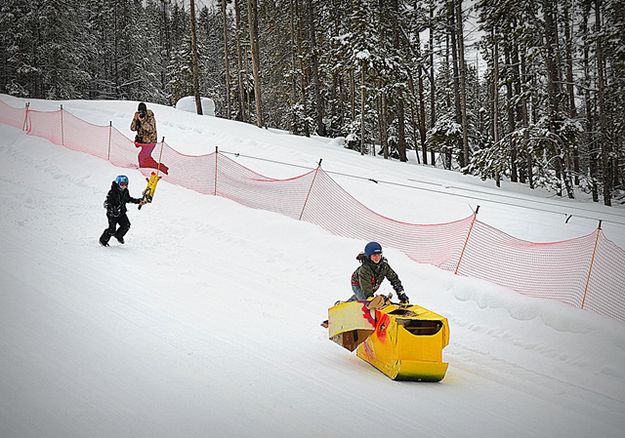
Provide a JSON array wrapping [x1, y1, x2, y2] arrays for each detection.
[[364, 241, 383, 257], [115, 175, 129, 186]]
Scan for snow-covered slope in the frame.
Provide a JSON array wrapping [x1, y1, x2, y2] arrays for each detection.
[[1, 97, 624, 438]]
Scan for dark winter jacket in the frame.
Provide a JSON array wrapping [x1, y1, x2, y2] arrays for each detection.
[[351, 253, 404, 299], [104, 182, 142, 217], [130, 109, 158, 144]]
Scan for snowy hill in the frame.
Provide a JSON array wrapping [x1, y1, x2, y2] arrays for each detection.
[[1, 96, 624, 438]]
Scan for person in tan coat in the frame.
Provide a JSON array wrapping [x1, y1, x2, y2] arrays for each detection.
[[131, 102, 157, 144]]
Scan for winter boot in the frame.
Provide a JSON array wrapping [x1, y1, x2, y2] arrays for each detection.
[[99, 230, 111, 247]]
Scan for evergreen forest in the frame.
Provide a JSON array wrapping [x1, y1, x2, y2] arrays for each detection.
[[1, 0, 624, 205]]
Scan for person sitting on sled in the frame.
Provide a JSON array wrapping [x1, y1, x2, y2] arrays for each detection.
[[350, 241, 409, 304], [99, 175, 145, 246], [321, 241, 409, 328]]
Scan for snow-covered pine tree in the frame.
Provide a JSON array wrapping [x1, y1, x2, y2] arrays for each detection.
[[197, 4, 226, 114], [0, 0, 37, 96]]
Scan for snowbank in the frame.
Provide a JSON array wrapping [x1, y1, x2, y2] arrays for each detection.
[[175, 96, 215, 116]]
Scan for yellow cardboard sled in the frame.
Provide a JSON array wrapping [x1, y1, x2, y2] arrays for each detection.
[[327, 299, 450, 381], [328, 301, 377, 352]]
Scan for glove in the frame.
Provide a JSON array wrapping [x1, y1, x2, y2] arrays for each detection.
[[397, 291, 409, 304]]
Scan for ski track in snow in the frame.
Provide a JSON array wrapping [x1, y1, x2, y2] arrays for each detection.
[[1, 103, 625, 437]]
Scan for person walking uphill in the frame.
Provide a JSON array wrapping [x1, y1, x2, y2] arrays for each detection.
[[131, 102, 157, 144], [350, 242, 409, 304], [99, 175, 145, 247]]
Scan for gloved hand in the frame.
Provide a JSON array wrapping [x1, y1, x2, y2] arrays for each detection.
[[397, 291, 409, 304]]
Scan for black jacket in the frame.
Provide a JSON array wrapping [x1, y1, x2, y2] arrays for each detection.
[[104, 182, 142, 217]]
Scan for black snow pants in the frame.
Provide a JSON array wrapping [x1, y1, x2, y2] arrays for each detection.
[[100, 213, 131, 244]]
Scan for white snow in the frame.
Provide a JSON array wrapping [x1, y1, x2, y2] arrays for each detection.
[[356, 49, 371, 60], [175, 96, 216, 117], [1, 95, 625, 438]]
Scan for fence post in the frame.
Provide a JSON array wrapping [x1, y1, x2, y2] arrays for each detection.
[[454, 205, 480, 275], [581, 220, 602, 310], [107, 121, 112, 161], [156, 137, 165, 177], [22, 102, 30, 131], [299, 158, 323, 221], [214, 146, 219, 196], [59, 104, 65, 145]]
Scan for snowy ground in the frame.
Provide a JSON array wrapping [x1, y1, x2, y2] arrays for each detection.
[[1, 96, 625, 437]]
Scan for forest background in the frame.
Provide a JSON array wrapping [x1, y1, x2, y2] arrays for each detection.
[[1, 0, 623, 205]]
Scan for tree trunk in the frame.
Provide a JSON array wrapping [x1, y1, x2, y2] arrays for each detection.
[[448, 0, 461, 170], [350, 69, 356, 122], [580, 5, 597, 200], [504, 37, 517, 182], [295, 0, 310, 137], [247, 0, 264, 127], [243, 46, 252, 121], [407, 74, 421, 164], [160, 0, 169, 91], [190, 0, 203, 115], [380, 92, 388, 158], [511, 30, 523, 183], [454, 0, 469, 170], [595, 0, 611, 206], [563, 0, 580, 185], [396, 93, 407, 162], [234, 0, 247, 122], [221, 0, 232, 119], [360, 64, 366, 155], [520, 51, 533, 189], [543, 0, 563, 196], [428, 3, 436, 166], [305, 0, 325, 136], [492, 29, 500, 188], [377, 0, 386, 157], [289, 0, 299, 134], [392, 0, 406, 162], [415, 30, 428, 166]]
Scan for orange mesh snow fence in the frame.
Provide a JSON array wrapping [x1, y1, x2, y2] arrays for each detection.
[[457, 221, 598, 307], [0, 99, 26, 130], [1, 101, 624, 324], [585, 236, 625, 322]]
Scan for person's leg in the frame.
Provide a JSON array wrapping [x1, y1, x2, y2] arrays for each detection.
[[99, 215, 117, 245], [114, 213, 131, 243], [347, 285, 366, 301], [324, 286, 365, 328]]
